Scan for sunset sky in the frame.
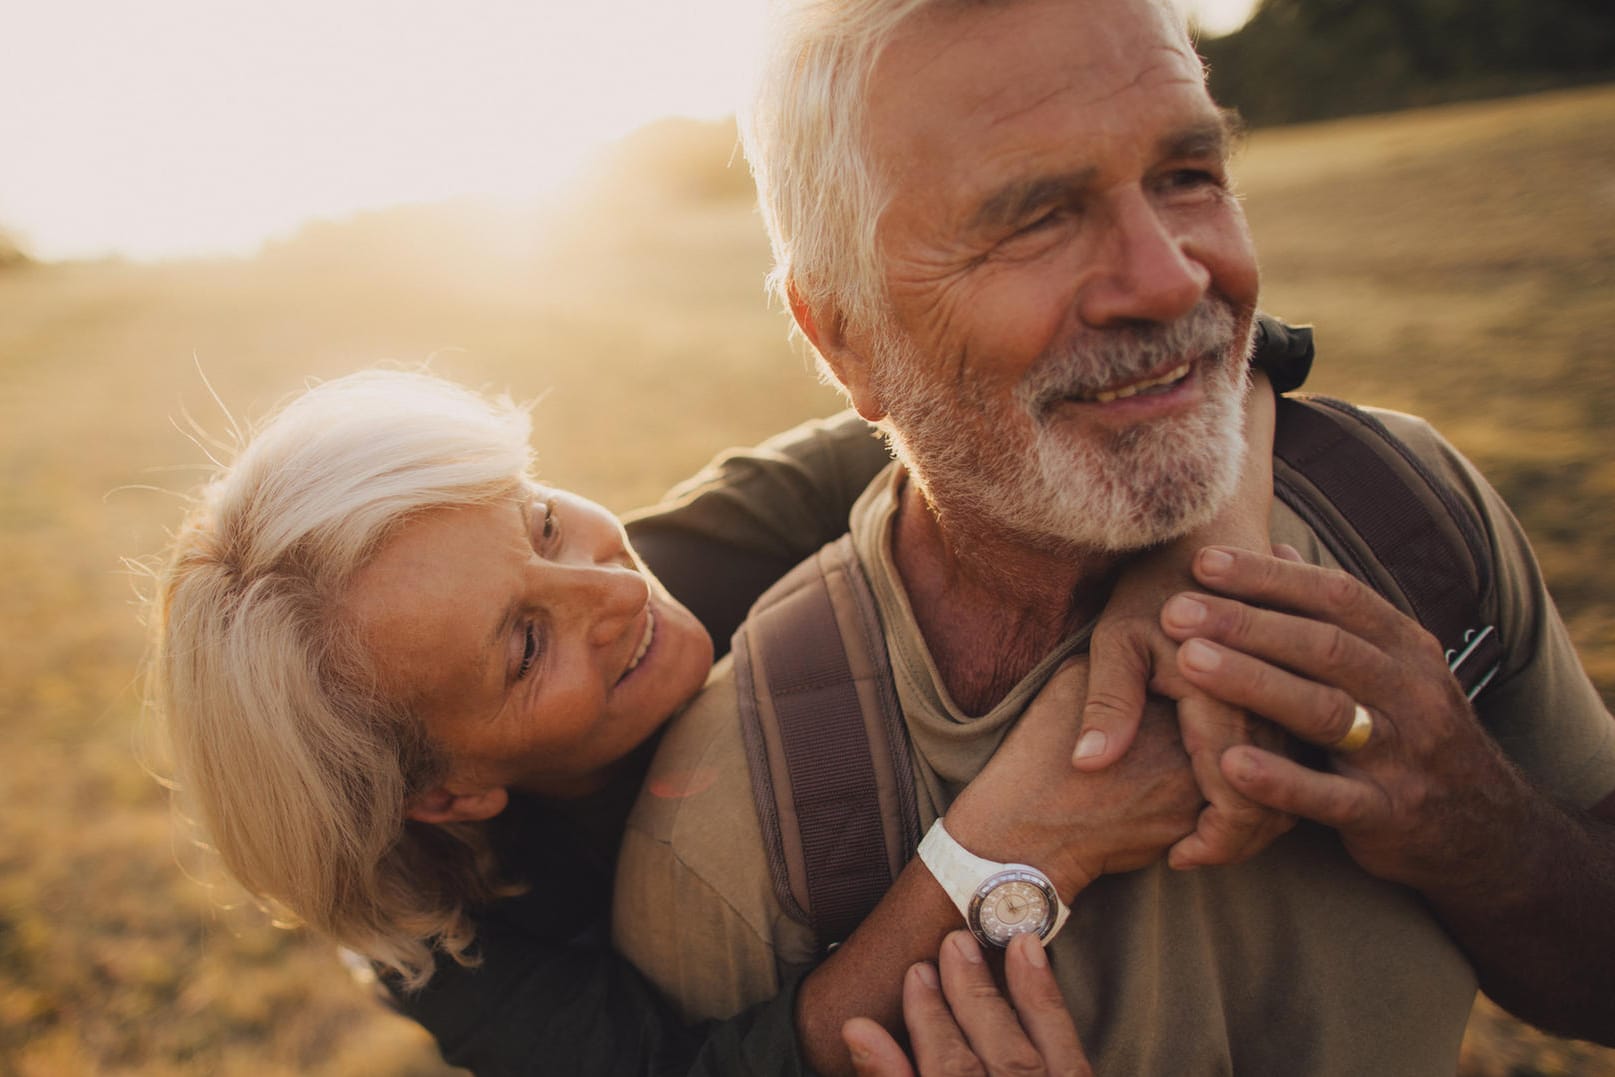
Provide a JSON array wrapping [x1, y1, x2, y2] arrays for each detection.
[[0, 0, 1259, 262]]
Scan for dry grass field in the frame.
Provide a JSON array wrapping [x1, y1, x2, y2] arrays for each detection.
[[1, 84, 1612, 1075]]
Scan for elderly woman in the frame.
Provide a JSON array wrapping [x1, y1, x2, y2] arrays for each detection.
[[152, 364, 1284, 1074]]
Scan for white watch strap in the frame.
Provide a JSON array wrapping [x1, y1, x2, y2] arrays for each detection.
[[919, 819, 1003, 918], [918, 819, 1070, 944]]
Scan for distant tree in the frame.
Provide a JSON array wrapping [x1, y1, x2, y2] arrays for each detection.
[[578, 117, 755, 208], [1200, 0, 1615, 125], [0, 226, 30, 269]]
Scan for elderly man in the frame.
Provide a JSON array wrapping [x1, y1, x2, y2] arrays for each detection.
[[611, 0, 1615, 1072]]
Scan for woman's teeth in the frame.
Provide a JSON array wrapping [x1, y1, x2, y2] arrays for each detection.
[[625, 609, 656, 674], [1086, 361, 1192, 403]]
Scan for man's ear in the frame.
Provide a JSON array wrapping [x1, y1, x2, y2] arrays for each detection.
[[406, 783, 509, 825], [787, 277, 886, 422]]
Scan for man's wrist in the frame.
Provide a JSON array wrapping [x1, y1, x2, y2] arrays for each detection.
[[919, 820, 1071, 948]]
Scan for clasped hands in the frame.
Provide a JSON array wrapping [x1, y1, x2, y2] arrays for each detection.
[[1057, 540, 1516, 894]]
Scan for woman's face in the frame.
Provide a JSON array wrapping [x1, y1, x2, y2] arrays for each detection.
[[340, 485, 714, 807]]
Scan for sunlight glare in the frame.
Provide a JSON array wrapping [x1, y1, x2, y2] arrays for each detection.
[[0, 0, 765, 261], [0, 0, 1250, 262]]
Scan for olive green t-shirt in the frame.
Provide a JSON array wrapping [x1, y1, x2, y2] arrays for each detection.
[[613, 409, 1615, 1075]]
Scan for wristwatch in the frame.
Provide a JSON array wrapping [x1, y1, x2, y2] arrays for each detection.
[[917, 819, 1070, 949]]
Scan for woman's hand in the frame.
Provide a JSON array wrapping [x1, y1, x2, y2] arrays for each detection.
[[842, 933, 1091, 1077], [1073, 369, 1294, 869], [948, 659, 1203, 900]]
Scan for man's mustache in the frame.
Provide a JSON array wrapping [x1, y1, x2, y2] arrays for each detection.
[[1019, 299, 1241, 413]]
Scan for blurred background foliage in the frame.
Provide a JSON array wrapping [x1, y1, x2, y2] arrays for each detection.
[[1200, 0, 1615, 124], [0, 228, 31, 270]]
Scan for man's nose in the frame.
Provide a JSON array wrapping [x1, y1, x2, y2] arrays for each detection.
[[1077, 190, 1209, 327]]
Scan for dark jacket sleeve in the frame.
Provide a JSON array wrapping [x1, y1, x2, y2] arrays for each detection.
[[382, 796, 815, 1077], [624, 410, 891, 657], [621, 317, 1312, 652], [384, 917, 811, 1077]]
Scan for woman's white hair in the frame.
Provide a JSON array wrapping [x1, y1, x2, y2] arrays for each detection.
[[151, 369, 534, 988], [739, 0, 1195, 344]]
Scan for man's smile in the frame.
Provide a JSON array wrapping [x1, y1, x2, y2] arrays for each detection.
[[1078, 359, 1192, 403]]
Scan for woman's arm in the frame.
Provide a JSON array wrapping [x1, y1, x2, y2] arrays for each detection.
[[792, 370, 1287, 1074], [1074, 368, 1295, 869], [392, 340, 1306, 1075], [624, 316, 1308, 661], [624, 410, 891, 657], [793, 661, 1203, 1075]]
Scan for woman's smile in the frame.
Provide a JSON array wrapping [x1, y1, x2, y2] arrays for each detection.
[[340, 486, 714, 804]]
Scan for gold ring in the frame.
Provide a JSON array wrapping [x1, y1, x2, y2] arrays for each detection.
[[1332, 703, 1374, 753]]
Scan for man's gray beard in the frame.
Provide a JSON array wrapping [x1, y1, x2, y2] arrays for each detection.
[[874, 299, 1255, 554]]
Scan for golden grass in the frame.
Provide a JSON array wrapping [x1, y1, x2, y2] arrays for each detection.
[[1, 85, 1612, 1074]]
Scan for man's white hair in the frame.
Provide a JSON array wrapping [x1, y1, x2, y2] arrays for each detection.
[[739, 0, 1196, 352], [739, 0, 938, 342]]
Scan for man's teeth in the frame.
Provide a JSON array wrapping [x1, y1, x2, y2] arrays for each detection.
[[1086, 362, 1192, 403], [626, 609, 656, 674]]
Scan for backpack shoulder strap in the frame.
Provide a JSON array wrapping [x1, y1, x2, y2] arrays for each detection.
[[1273, 394, 1504, 699], [732, 533, 920, 954]]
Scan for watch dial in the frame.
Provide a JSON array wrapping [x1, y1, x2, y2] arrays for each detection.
[[976, 877, 1053, 946]]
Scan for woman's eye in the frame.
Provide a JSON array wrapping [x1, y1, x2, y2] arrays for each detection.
[[541, 499, 559, 542], [517, 624, 540, 680]]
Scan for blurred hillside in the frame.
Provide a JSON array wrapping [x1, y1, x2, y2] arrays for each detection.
[[1, 87, 1613, 1075], [0, 228, 30, 270], [1201, 0, 1615, 124]]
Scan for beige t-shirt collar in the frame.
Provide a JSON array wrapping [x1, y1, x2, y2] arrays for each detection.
[[849, 463, 1095, 813]]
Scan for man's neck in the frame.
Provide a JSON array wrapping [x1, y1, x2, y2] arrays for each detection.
[[891, 479, 1121, 716]]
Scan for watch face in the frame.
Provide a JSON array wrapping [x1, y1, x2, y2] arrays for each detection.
[[969, 869, 1057, 948]]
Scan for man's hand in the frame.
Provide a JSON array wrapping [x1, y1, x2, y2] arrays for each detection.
[[948, 659, 1204, 898], [1159, 544, 1531, 892], [842, 933, 1092, 1077]]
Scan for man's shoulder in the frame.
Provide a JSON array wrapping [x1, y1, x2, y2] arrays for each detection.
[[1278, 398, 1615, 806], [1360, 404, 1461, 466], [621, 655, 791, 934], [615, 655, 818, 1018], [627, 655, 750, 842]]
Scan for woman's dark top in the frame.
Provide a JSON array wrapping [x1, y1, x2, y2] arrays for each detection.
[[385, 410, 892, 1076]]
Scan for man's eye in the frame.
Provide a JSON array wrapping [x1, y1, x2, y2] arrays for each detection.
[[1016, 209, 1065, 236], [1163, 169, 1220, 192], [517, 624, 540, 681]]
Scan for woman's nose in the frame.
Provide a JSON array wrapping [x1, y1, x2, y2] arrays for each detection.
[[556, 562, 650, 648]]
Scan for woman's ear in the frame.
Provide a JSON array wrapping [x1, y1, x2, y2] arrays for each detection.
[[406, 783, 509, 825], [787, 277, 886, 423]]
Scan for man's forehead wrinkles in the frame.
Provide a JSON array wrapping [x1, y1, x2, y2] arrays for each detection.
[[978, 57, 1204, 142], [1076, 49, 1201, 113], [977, 73, 1085, 131], [881, 7, 984, 99]]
